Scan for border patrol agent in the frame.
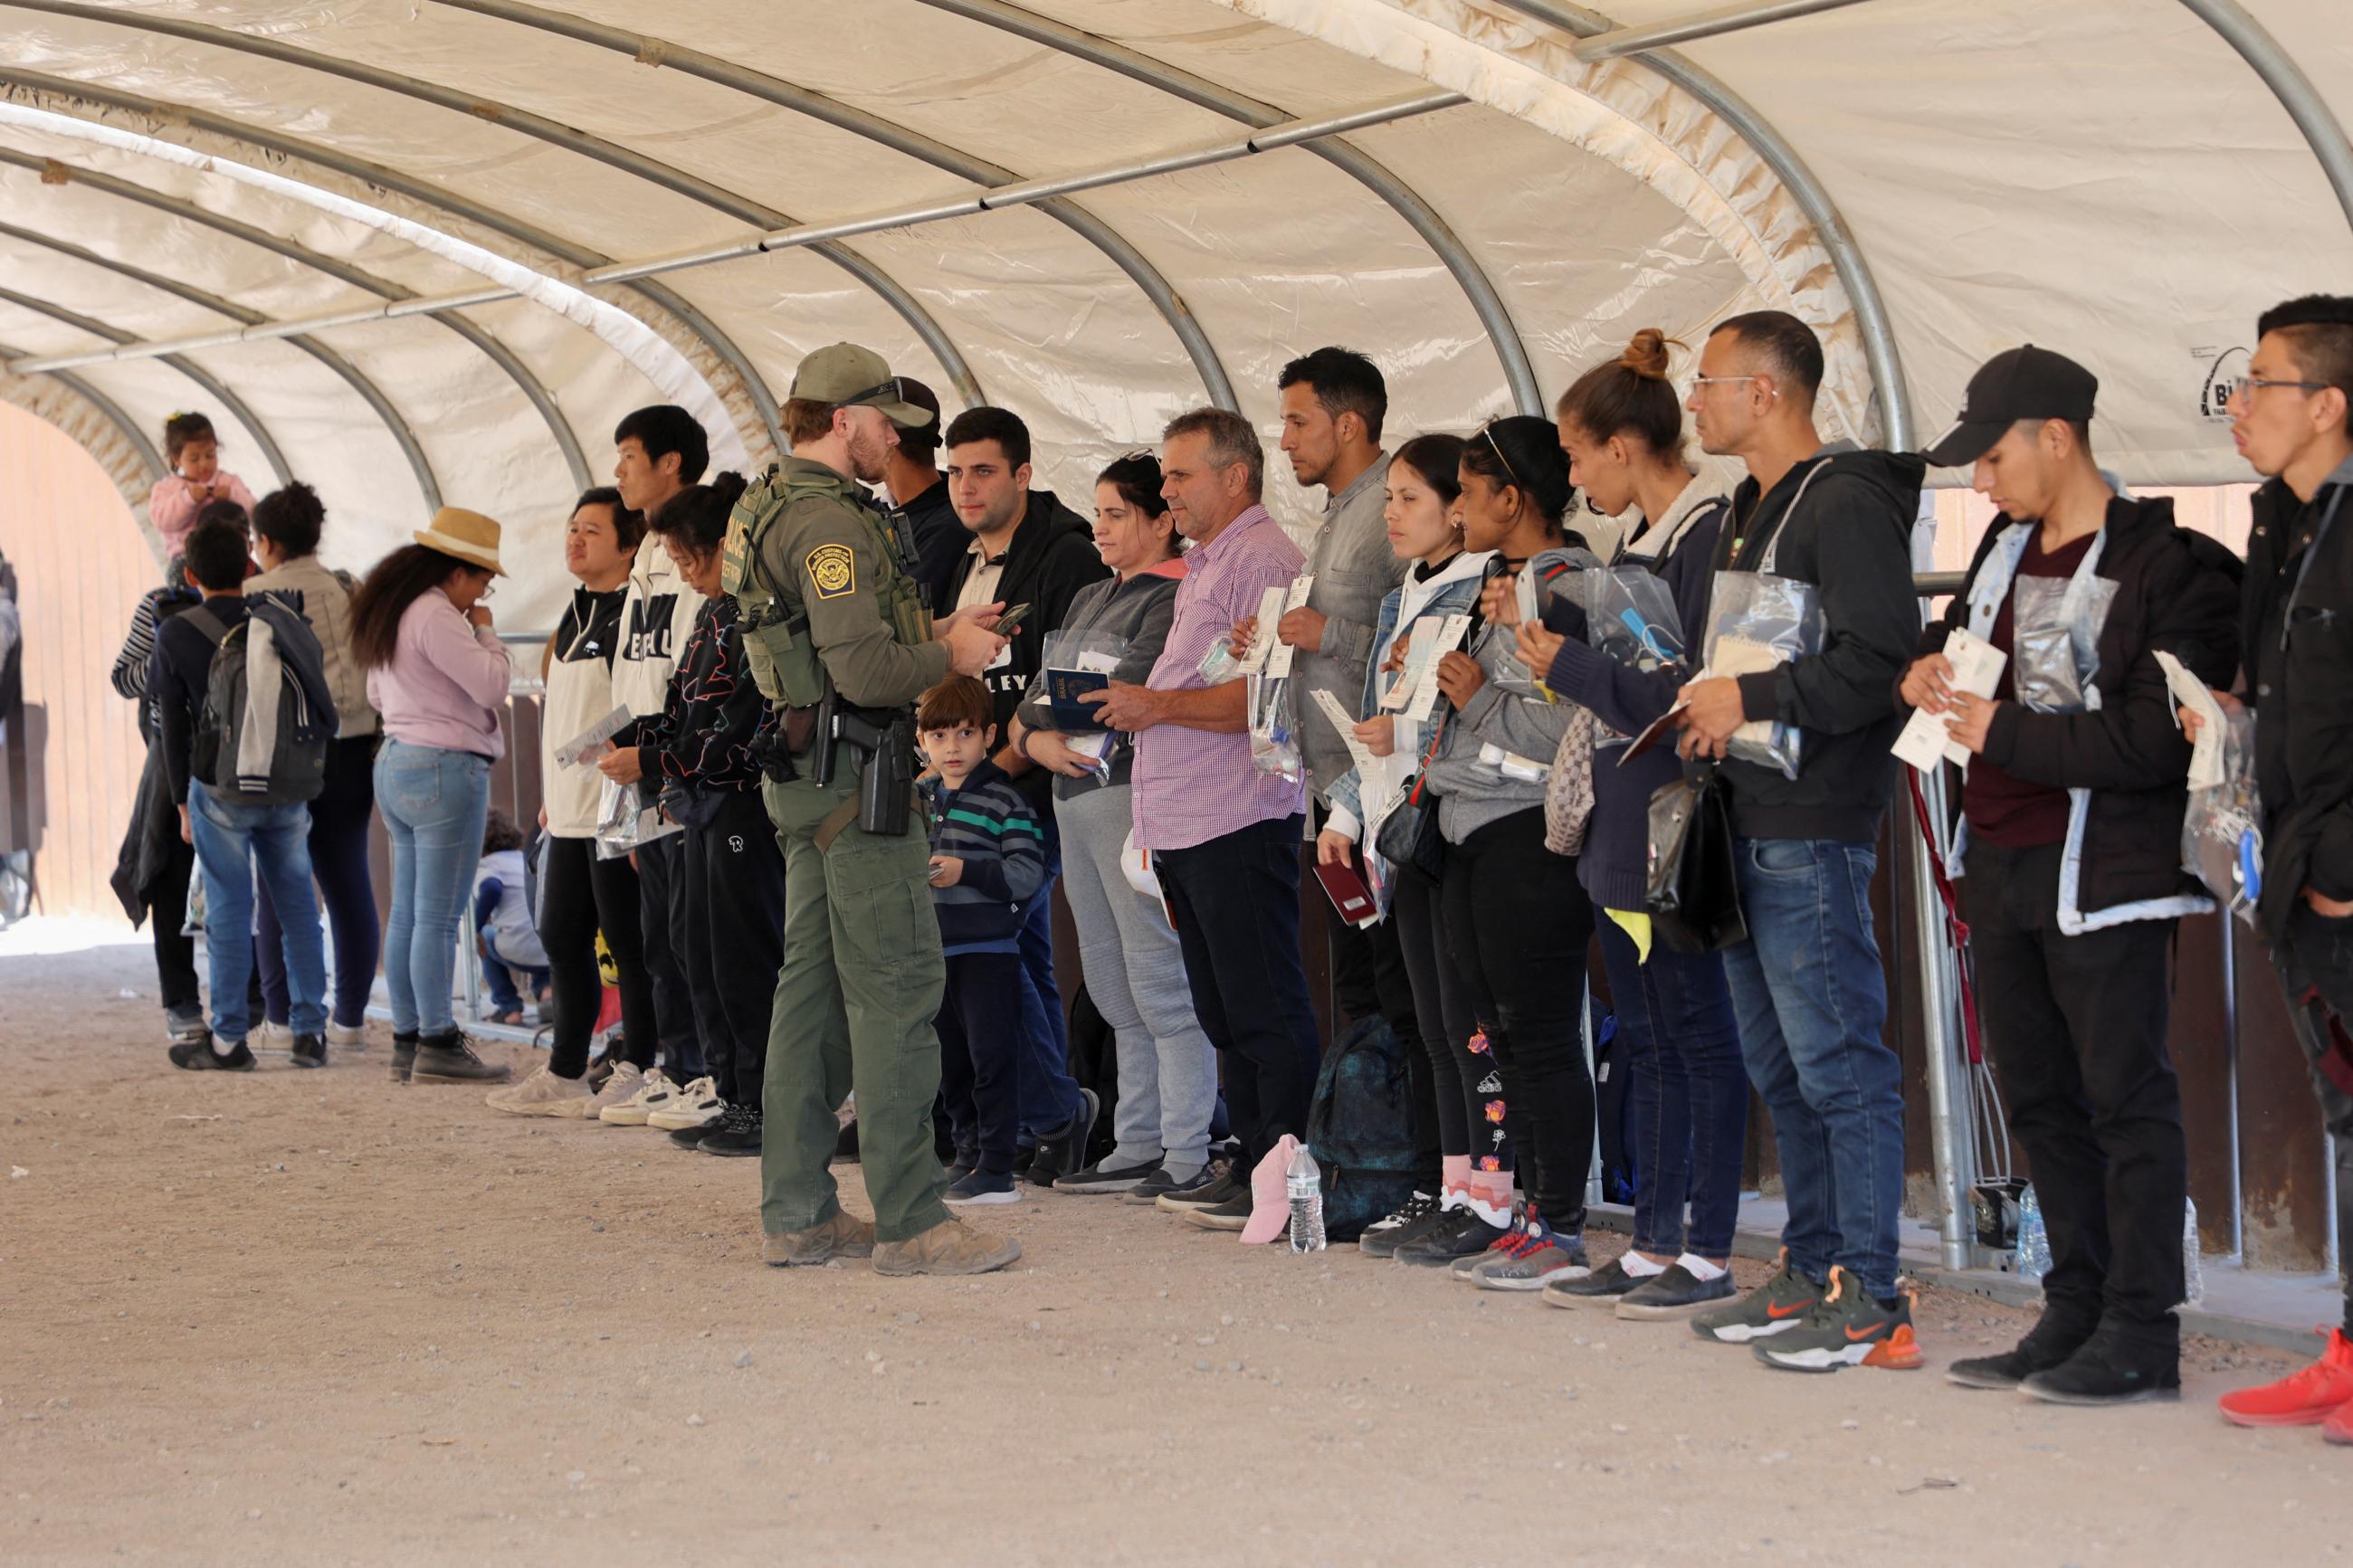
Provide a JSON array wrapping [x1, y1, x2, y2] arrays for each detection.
[[728, 343, 1020, 1276]]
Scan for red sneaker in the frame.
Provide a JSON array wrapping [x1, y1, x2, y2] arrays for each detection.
[[2219, 1327, 2353, 1428]]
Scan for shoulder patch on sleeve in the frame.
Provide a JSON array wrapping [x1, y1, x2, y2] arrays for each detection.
[[806, 541, 857, 600]]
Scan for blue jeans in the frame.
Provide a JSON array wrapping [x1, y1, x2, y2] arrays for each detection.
[[375, 741, 491, 1036], [1720, 837, 1905, 1300], [1596, 915, 1747, 1259], [1015, 813, 1083, 1137], [480, 927, 548, 1013], [188, 782, 328, 1042]]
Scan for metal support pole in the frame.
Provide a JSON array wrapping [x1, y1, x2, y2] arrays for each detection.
[[1906, 758, 1977, 1271], [2176, 0, 2353, 235], [1576, 0, 1883, 61]]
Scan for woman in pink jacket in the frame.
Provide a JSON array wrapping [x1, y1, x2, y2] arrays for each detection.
[[350, 508, 516, 1089]]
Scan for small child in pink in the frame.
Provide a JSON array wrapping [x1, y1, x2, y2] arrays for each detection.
[[148, 412, 258, 560]]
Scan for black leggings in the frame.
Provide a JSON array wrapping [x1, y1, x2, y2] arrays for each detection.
[[1392, 862, 1478, 1159], [539, 835, 658, 1078], [681, 792, 786, 1105], [1439, 807, 1597, 1231]]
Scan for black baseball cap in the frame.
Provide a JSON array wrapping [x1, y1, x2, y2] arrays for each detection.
[[1921, 345, 2099, 468]]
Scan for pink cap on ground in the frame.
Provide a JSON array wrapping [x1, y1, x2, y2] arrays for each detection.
[[1238, 1135, 1300, 1245]]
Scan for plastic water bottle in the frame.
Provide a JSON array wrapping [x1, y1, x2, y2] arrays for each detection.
[[2015, 1183, 2050, 1283], [2182, 1197, 2205, 1307], [1287, 1147, 1326, 1253]]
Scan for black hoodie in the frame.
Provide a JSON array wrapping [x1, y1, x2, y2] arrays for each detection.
[[1720, 443, 1927, 842], [944, 488, 1112, 810]]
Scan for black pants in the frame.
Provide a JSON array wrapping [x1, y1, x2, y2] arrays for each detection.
[[1440, 808, 1596, 1231], [682, 792, 786, 1105], [1156, 814, 1323, 1175], [539, 835, 658, 1078], [1964, 837, 2185, 1348], [2269, 903, 2353, 1336], [1393, 861, 1476, 1159], [150, 833, 200, 1014], [936, 949, 1025, 1174], [635, 832, 708, 1079]]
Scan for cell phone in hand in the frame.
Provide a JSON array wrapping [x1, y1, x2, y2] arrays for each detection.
[[994, 602, 1032, 638]]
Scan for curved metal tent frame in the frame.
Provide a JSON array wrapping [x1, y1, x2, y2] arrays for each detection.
[[0, 66, 789, 461], [0, 282, 292, 486], [433, 0, 1241, 412], [910, 0, 1543, 418], [2, 0, 988, 409], [0, 336, 163, 482]]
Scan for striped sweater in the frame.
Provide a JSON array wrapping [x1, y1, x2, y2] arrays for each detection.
[[921, 758, 1045, 952]]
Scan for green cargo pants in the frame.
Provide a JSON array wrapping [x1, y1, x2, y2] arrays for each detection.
[[757, 769, 949, 1244]]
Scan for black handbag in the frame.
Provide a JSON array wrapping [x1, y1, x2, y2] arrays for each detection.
[[1644, 763, 1748, 954], [1373, 716, 1450, 880]]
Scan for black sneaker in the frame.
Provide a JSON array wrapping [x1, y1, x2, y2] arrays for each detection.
[[1359, 1192, 1444, 1259], [1180, 1191, 1253, 1231], [1690, 1250, 1826, 1344], [946, 1168, 1022, 1205], [165, 1005, 206, 1046], [583, 1055, 615, 1094], [1615, 1262, 1738, 1321], [1392, 1206, 1509, 1267], [671, 1107, 728, 1149], [1947, 1309, 2098, 1391], [2018, 1332, 2180, 1406], [1542, 1254, 1652, 1308], [944, 1153, 979, 1183], [697, 1104, 763, 1157], [1750, 1266, 1922, 1373], [1128, 1162, 1221, 1207], [1155, 1164, 1243, 1213], [1029, 1089, 1100, 1185], [391, 1031, 418, 1085], [411, 1031, 512, 1085], [290, 1033, 329, 1069], [1054, 1156, 1160, 1195], [167, 1033, 255, 1071]]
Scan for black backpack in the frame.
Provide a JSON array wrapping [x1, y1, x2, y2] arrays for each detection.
[[186, 605, 329, 807], [1304, 1015, 1424, 1243]]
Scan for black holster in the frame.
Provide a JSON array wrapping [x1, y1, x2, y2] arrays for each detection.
[[835, 709, 913, 837]]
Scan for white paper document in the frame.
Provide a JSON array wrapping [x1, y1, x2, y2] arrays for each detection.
[[1892, 627, 2007, 773], [1263, 575, 1318, 679], [1240, 584, 1290, 675], [1405, 613, 1475, 722], [2156, 649, 2229, 790], [554, 703, 635, 769], [1309, 688, 1385, 781]]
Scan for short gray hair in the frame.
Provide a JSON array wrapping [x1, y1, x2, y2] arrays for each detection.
[[1161, 406, 1263, 498]]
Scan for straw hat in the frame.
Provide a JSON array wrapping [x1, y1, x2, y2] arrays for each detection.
[[414, 507, 507, 576]]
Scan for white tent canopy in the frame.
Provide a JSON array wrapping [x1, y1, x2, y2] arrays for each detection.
[[2, 0, 2347, 629]]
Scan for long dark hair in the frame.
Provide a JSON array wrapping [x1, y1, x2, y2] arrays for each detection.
[[350, 544, 479, 670], [644, 471, 748, 565], [1389, 432, 1466, 508]]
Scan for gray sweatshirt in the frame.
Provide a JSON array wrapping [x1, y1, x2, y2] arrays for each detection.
[[1012, 559, 1184, 801], [1426, 546, 1598, 843], [1292, 455, 1407, 803]]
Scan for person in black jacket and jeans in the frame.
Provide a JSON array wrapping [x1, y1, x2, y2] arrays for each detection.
[[1671, 310, 1928, 1373], [940, 406, 1110, 1182], [2193, 296, 2353, 1437], [1905, 347, 2239, 1405]]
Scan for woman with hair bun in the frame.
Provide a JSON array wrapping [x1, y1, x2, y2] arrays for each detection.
[[246, 480, 382, 1050], [1515, 328, 1748, 1320], [1384, 415, 1604, 1288]]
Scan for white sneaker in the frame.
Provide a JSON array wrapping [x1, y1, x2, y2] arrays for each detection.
[[581, 1060, 646, 1123], [327, 1019, 368, 1050], [600, 1066, 678, 1126], [486, 1064, 595, 1117], [256, 1021, 295, 1051], [647, 1075, 723, 1132]]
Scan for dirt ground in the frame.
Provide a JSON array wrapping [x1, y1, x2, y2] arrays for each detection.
[[4, 935, 2349, 1566]]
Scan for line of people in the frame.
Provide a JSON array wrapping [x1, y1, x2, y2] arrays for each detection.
[[113, 291, 2353, 1433]]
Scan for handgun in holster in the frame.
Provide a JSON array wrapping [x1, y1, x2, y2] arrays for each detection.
[[834, 708, 914, 838]]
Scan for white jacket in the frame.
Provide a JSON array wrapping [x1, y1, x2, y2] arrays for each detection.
[[612, 549, 704, 723]]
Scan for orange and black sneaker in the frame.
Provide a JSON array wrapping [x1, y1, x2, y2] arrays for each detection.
[[1750, 1266, 1923, 1373], [1689, 1248, 1825, 1345]]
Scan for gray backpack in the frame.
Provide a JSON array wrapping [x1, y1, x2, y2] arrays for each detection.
[[186, 605, 329, 806]]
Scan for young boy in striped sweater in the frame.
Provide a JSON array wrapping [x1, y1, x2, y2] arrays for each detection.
[[918, 676, 1047, 1205]]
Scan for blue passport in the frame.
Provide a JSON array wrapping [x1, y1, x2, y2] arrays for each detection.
[[1045, 668, 1112, 731]]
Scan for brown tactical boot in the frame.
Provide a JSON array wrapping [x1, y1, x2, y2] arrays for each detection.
[[410, 1031, 511, 1085], [872, 1218, 1023, 1277], [763, 1209, 878, 1267]]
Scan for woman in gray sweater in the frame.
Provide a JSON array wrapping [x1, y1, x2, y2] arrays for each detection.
[[1009, 453, 1218, 1203], [1404, 417, 1603, 1288]]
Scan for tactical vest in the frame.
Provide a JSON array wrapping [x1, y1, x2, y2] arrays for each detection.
[[722, 461, 933, 708]]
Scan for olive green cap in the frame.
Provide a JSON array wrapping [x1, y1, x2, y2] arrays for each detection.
[[788, 343, 934, 427]]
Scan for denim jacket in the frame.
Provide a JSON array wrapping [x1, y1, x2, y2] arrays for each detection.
[[1324, 548, 1494, 841]]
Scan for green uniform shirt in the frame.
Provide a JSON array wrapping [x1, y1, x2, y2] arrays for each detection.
[[759, 456, 948, 710]]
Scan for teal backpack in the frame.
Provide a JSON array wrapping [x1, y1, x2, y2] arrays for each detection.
[[1304, 1015, 1426, 1243]]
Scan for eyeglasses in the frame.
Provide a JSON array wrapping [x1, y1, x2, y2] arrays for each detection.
[[842, 377, 910, 411], [1478, 423, 1519, 487], [2228, 375, 2333, 403], [1691, 374, 1779, 400]]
